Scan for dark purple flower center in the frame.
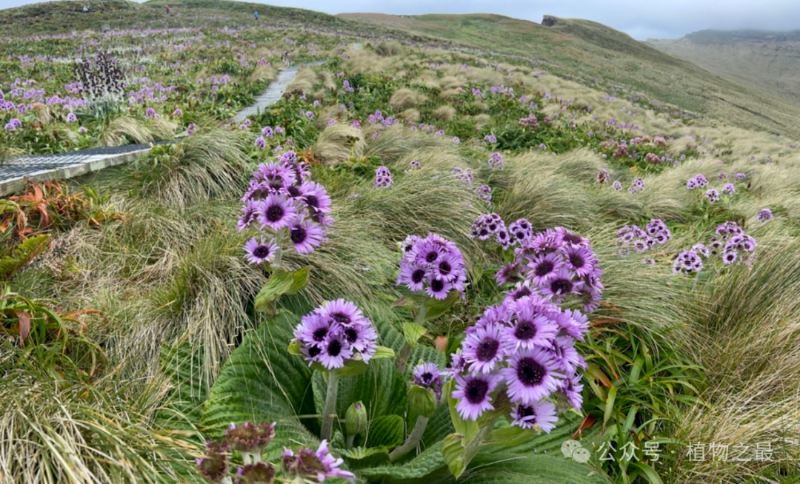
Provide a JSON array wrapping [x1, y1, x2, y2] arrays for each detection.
[[514, 320, 536, 340], [305, 195, 319, 208], [421, 372, 433, 383], [517, 357, 546, 386], [488, 224, 497, 231], [562, 232, 582, 244], [515, 231, 525, 240], [517, 404, 535, 420], [411, 269, 426, 284], [266, 204, 285, 222], [534, 260, 554, 277], [550, 277, 573, 294], [253, 245, 271, 259], [291, 226, 307, 244], [425, 251, 439, 263], [313, 327, 328, 342], [512, 287, 532, 300], [476, 338, 500, 362], [479, 229, 488, 237], [438, 260, 452, 276], [327, 339, 342, 357], [287, 185, 301, 197], [344, 327, 358, 343], [465, 378, 490, 404], [308, 345, 321, 357], [568, 253, 585, 268], [331, 312, 351, 325], [430, 278, 445, 292]]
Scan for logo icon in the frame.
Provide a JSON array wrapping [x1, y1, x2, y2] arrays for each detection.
[[561, 440, 591, 463]]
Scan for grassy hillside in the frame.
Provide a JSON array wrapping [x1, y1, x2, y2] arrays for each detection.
[[648, 29, 800, 105], [340, 13, 800, 138]]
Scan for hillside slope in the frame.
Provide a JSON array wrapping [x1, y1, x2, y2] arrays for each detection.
[[339, 12, 800, 138], [648, 30, 800, 104]]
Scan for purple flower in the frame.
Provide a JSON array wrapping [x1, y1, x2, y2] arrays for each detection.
[[672, 250, 703, 275], [78, 126, 88, 133], [305, 111, 314, 119], [287, 216, 325, 254], [283, 441, 355, 484], [4, 118, 22, 131], [722, 183, 735, 194], [502, 347, 564, 404], [186, 123, 197, 135], [704, 189, 720, 203], [397, 233, 467, 298], [612, 180, 622, 191], [374, 166, 393, 189], [145, 107, 159, 119], [461, 323, 507, 374], [488, 152, 504, 169], [255, 136, 267, 150], [66, 112, 77, 123], [412, 363, 443, 401], [597, 169, 610, 184], [452, 373, 498, 421], [508, 218, 533, 245], [511, 400, 557, 432], [262, 126, 274, 138], [244, 237, 278, 265], [294, 300, 378, 369], [258, 193, 296, 230], [504, 296, 560, 349], [735, 172, 746, 181], [172, 108, 183, 117], [758, 208, 773, 222]]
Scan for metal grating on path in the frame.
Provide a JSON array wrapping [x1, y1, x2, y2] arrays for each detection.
[[0, 57, 330, 196]]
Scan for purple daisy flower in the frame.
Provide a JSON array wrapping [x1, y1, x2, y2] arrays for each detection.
[[561, 244, 595, 278], [527, 252, 561, 284], [537, 267, 582, 301], [255, 136, 267, 150], [433, 252, 463, 282], [237, 199, 259, 232], [722, 251, 738, 265], [510, 400, 557, 432], [505, 299, 559, 350], [318, 330, 353, 369], [560, 374, 584, 410], [502, 347, 564, 404], [258, 193, 296, 230], [288, 216, 325, 254], [413, 363, 444, 401], [452, 373, 498, 421], [425, 277, 453, 300], [244, 237, 278, 265], [548, 336, 586, 373], [758, 208, 773, 222], [397, 262, 428, 292], [320, 299, 370, 328], [462, 324, 507, 374], [299, 181, 332, 215]]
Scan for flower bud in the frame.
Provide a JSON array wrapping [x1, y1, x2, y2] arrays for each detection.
[[345, 401, 367, 437], [407, 385, 436, 427]]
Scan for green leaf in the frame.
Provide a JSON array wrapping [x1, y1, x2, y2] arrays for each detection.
[[285, 266, 311, 296], [630, 462, 664, 484], [442, 433, 468, 478], [367, 415, 404, 448], [358, 442, 446, 480], [421, 290, 460, 322], [253, 269, 294, 313], [464, 452, 606, 484], [0, 235, 49, 280], [201, 312, 318, 460], [604, 387, 618, 431], [402, 323, 426, 348]]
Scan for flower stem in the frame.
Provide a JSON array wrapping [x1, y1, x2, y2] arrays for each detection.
[[389, 416, 429, 462], [395, 344, 412, 374], [321, 370, 340, 442], [272, 227, 287, 269], [345, 434, 355, 450]]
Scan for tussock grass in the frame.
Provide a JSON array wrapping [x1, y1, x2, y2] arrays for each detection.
[[128, 129, 249, 210], [431, 105, 456, 121], [375, 41, 404, 57], [365, 125, 458, 165], [313, 123, 366, 165], [99, 116, 154, 146], [0, 350, 202, 484], [389, 88, 424, 110]]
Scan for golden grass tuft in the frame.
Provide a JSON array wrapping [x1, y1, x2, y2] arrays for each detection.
[[390, 88, 424, 110], [99, 116, 154, 147], [431, 105, 456, 122], [312, 123, 366, 165]]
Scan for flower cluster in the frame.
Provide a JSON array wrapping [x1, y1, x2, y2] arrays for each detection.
[[628, 178, 645, 194], [596, 169, 610, 184], [397, 233, 467, 299], [672, 250, 703, 275], [374, 166, 393, 189], [451, 293, 588, 429], [488, 152, 504, 169], [469, 213, 511, 248], [686, 174, 708, 190], [452, 167, 473, 187], [497, 227, 603, 312], [294, 300, 378, 369], [758, 208, 773, 222], [196, 421, 282, 484], [238, 152, 332, 262], [645, 219, 672, 244], [616, 225, 653, 255], [704, 189, 719, 203]]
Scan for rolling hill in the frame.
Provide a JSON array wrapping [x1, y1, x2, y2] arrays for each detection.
[[648, 29, 800, 105]]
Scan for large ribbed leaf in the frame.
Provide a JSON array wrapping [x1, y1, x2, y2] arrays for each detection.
[[155, 340, 208, 432], [200, 311, 318, 459], [358, 442, 447, 481], [458, 453, 606, 484]]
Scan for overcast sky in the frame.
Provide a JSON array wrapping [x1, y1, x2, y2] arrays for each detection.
[[3, 0, 800, 39]]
